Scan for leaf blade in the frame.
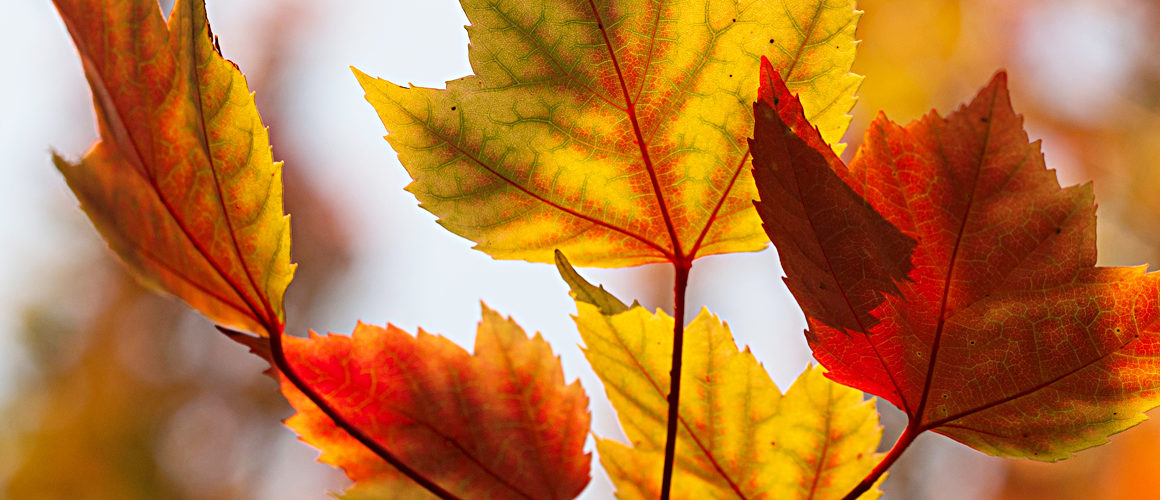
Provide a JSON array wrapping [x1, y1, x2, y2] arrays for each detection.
[[566, 269, 881, 498], [358, 0, 862, 266], [281, 304, 592, 499], [53, 0, 294, 335], [754, 66, 1160, 460]]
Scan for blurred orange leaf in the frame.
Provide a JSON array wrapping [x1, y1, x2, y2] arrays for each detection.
[[52, 0, 294, 336], [281, 304, 591, 499], [993, 410, 1160, 500]]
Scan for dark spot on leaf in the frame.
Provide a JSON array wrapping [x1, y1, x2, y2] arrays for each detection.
[[1055, 227, 1061, 234], [728, 74, 733, 78], [942, 394, 948, 399], [597, 22, 603, 29], [774, 98, 780, 105], [451, 106, 457, 111], [970, 340, 975, 345], [732, 18, 736, 22], [770, 39, 775, 43], [819, 283, 826, 290], [981, 117, 990, 123]]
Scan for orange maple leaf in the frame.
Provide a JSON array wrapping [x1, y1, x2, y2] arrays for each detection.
[[281, 304, 591, 499], [53, 0, 294, 336]]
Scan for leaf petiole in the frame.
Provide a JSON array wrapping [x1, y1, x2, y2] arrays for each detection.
[[659, 259, 693, 500], [842, 422, 919, 500]]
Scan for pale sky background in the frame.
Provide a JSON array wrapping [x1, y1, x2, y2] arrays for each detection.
[[2, 0, 1148, 498]]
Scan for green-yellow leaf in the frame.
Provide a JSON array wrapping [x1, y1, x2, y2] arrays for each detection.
[[357, 0, 861, 267], [566, 271, 882, 498], [555, 249, 631, 315], [52, 0, 294, 336]]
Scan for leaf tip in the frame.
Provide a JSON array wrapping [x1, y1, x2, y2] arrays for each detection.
[[478, 300, 504, 323], [990, 69, 1010, 88], [217, 324, 274, 365], [50, 149, 78, 173], [555, 249, 629, 315], [350, 65, 370, 81]]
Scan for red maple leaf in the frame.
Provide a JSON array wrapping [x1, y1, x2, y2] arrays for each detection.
[[753, 55, 1160, 484]]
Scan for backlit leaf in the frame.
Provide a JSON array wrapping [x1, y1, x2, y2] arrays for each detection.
[[52, 0, 294, 336], [754, 64, 1160, 459], [561, 261, 882, 498], [281, 304, 591, 499], [357, 0, 862, 267], [555, 249, 631, 315]]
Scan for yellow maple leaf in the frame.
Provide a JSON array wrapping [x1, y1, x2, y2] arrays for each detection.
[[560, 255, 883, 498], [356, 0, 861, 267]]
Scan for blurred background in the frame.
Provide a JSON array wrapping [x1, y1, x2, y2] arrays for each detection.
[[3, 0, 1160, 498]]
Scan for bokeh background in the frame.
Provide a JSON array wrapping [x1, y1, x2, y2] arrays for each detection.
[[3, 0, 1160, 498]]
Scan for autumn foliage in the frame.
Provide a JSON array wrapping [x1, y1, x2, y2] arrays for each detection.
[[281, 305, 591, 499], [353, 0, 860, 267], [52, 0, 294, 337], [46, 0, 1160, 499]]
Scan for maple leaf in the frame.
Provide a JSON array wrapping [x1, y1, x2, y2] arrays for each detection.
[[356, 0, 862, 267], [52, 0, 294, 336], [557, 253, 884, 499], [280, 304, 591, 499], [753, 59, 1160, 466]]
